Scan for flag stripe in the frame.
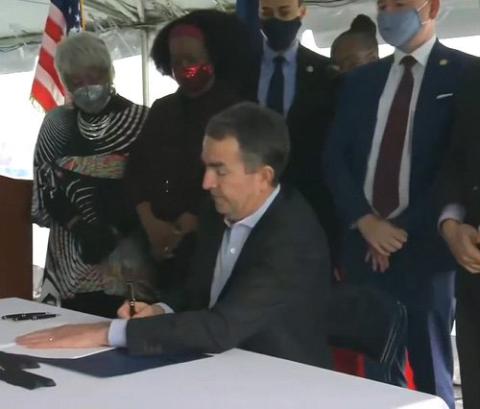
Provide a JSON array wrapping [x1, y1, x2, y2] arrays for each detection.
[[40, 33, 57, 58], [38, 47, 64, 93], [45, 16, 65, 43], [32, 80, 59, 112], [35, 64, 64, 104], [48, 3, 67, 28]]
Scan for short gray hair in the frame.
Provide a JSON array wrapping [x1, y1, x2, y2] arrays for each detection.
[[55, 32, 114, 91]]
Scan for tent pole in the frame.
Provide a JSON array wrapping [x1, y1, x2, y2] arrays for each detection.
[[140, 30, 150, 106], [136, 0, 149, 106]]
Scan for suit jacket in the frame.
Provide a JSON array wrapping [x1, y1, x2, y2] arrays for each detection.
[[440, 60, 480, 297], [325, 41, 477, 289], [256, 45, 337, 243], [126, 187, 332, 368]]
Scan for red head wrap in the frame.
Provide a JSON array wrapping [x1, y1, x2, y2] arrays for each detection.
[[169, 24, 205, 42]]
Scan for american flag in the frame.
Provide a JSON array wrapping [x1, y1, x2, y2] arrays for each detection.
[[31, 0, 83, 112]]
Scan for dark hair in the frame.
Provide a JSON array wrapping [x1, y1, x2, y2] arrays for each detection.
[[206, 102, 290, 185], [331, 14, 378, 56], [150, 10, 256, 98], [350, 14, 377, 37]]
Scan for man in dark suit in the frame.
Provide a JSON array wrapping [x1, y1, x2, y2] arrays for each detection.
[[439, 61, 480, 409], [17, 103, 332, 369], [257, 0, 337, 248], [324, 0, 476, 407]]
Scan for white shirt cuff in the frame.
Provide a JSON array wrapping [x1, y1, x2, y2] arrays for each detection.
[[156, 302, 174, 314], [108, 319, 128, 347], [438, 203, 466, 229], [107, 303, 174, 348]]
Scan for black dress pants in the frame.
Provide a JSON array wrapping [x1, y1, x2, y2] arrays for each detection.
[[456, 273, 480, 409]]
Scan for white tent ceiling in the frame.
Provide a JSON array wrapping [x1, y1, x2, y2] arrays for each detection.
[[2, 0, 480, 44], [1, 0, 479, 74], [1, 0, 235, 42]]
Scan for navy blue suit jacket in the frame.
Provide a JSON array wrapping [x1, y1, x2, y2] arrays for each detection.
[[325, 41, 477, 285]]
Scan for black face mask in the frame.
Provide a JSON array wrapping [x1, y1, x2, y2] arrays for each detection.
[[261, 18, 302, 52]]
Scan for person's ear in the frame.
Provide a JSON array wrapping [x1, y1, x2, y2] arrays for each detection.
[[259, 165, 275, 188], [428, 0, 440, 20], [299, 4, 307, 19]]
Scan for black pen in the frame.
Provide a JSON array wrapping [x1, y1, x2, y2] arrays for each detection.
[[127, 282, 136, 318], [2, 313, 58, 321], [2, 312, 51, 320], [24, 314, 58, 321]]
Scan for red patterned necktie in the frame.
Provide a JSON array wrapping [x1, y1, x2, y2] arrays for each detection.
[[372, 56, 417, 218]]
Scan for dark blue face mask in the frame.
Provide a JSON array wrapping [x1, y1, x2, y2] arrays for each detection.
[[261, 18, 302, 52]]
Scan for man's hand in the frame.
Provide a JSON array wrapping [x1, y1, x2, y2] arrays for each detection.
[[365, 246, 390, 273], [357, 214, 408, 256], [117, 301, 165, 319], [442, 219, 480, 273], [15, 323, 110, 349]]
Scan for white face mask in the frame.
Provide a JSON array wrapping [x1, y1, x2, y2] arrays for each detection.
[[73, 84, 112, 114]]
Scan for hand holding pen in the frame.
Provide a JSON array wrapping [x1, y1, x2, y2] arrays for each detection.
[[126, 281, 136, 318], [116, 299, 165, 319]]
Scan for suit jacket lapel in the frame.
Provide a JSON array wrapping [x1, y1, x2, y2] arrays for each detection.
[[362, 57, 393, 143], [287, 45, 314, 121], [216, 189, 284, 303], [412, 41, 452, 149], [190, 207, 226, 307]]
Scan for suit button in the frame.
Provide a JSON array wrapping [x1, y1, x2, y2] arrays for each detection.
[[473, 186, 479, 191]]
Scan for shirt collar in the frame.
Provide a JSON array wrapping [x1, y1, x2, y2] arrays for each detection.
[[225, 185, 281, 229], [394, 35, 437, 68], [263, 40, 299, 65]]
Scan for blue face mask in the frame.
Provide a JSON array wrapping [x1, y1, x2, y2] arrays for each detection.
[[377, 2, 428, 51]]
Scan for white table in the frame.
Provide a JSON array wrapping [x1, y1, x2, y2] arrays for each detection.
[[1, 298, 448, 409]]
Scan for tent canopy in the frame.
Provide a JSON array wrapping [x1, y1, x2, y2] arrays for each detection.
[[1, 0, 479, 75], [2, 0, 480, 46], [1, 0, 235, 43]]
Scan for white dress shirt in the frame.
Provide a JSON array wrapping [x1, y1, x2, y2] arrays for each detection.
[[209, 185, 280, 306], [108, 185, 281, 347], [439, 203, 466, 228], [364, 35, 437, 219], [258, 41, 299, 115]]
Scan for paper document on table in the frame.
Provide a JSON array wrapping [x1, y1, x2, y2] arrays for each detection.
[[0, 298, 112, 359], [0, 343, 113, 359]]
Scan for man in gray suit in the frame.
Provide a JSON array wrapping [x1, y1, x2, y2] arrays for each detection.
[[18, 103, 332, 368]]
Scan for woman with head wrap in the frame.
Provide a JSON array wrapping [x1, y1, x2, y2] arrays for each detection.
[[32, 32, 150, 317], [125, 10, 255, 292]]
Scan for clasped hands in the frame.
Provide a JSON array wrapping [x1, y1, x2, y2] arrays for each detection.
[[15, 301, 163, 350], [141, 209, 197, 262], [357, 214, 408, 273], [145, 218, 183, 261]]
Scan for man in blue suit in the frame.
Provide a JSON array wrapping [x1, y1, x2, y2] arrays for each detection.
[[324, 1, 477, 407]]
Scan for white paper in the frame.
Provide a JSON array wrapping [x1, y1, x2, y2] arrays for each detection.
[[0, 298, 112, 359]]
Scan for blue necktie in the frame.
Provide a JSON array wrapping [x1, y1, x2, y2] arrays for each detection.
[[266, 56, 285, 115]]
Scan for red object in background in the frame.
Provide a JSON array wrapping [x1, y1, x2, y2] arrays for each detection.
[[406, 358, 416, 390], [334, 348, 416, 390], [333, 348, 365, 377]]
